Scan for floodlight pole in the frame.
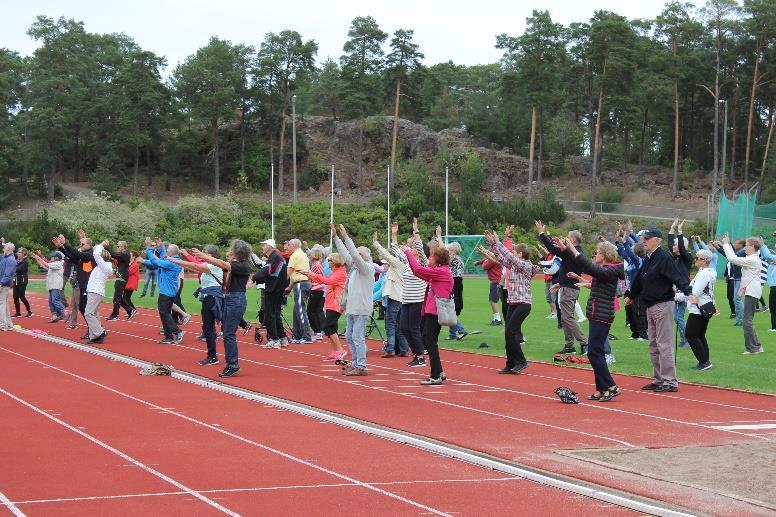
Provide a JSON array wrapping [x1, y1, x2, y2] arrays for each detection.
[[330, 164, 335, 249], [292, 94, 297, 203], [387, 164, 391, 241], [271, 163, 275, 240], [720, 99, 728, 193], [445, 166, 449, 244]]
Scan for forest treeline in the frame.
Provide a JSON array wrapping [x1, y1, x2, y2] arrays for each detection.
[[1, 1, 775, 210]]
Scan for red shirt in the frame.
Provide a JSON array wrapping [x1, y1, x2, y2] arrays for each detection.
[[126, 260, 140, 291]]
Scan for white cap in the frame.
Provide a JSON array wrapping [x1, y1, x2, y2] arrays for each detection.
[[637, 230, 646, 236], [261, 239, 276, 248]]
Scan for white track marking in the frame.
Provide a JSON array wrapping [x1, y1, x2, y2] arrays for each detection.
[[712, 424, 776, 431], [0, 490, 25, 516], [0, 348, 453, 517], [0, 387, 238, 516], [12, 477, 522, 505]]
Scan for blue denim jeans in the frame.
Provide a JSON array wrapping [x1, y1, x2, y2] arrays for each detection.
[[48, 289, 65, 317], [222, 293, 247, 368], [733, 279, 743, 325], [448, 319, 466, 339], [346, 314, 368, 369], [141, 268, 157, 296], [384, 298, 408, 354], [674, 300, 688, 346]]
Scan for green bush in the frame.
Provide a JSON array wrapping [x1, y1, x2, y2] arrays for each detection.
[[578, 186, 624, 212]]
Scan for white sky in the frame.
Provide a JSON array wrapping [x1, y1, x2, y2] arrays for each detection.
[[4, 0, 700, 73]]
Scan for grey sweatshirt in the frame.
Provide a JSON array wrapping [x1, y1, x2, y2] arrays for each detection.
[[335, 236, 375, 316]]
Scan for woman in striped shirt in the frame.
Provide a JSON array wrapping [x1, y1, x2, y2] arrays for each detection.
[[393, 222, 429, 368]]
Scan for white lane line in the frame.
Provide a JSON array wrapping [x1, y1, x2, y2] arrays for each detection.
[[0, 348, 453, 517], [0, 387, 238, 517], [0, 490, 26, 517], [12, 477, 522, 505], [712, 424, 776, 431]]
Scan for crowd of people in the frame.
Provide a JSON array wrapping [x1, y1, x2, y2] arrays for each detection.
[[0, 220, 774, 397]]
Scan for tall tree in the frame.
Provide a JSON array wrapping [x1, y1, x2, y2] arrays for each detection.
[[386, 29, 423, 189], [340, 16, 387, 192], [256, 30, 317, 195], [173, 37, 244, 196]]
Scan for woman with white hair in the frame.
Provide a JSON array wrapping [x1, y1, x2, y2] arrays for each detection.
[[82, 240, 115, 344], [0, 241, 18, 331], [446, 241, 468, 340], [682, 249, 716, 370]]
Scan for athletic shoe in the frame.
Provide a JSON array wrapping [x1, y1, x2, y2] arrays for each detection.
[[219, 366, 240, 377], [397, 352, 409, 357], [127, 309, 138, 321], [498, 366, 518, 375], [407, 356, 426, 367], [381, 352, 395, 358], [174, 330, 185, 344], [334, 350, 348, 361], [728, 314, 735, 318], [159, 338, 174, 344], [67, 324, 78, 330], [105, 315, 119, 322], [159, 329, 165, 335], [26, 311, 33, 318], [198, 357, 219, 366], [314, 333, 324, 341], [294, 338, 314, 345], [196, 334, 205, 341], [343, 367, 367, 376], [11, 313, 21, 318], [445, 335, 457, 340], [242, 323, 253, 336], [49, 316, 62, 323], [768, 329, 776, 332], [420, 377, 444, 385], [456, 331, 468, 340], [280, 337, 290, 347], [579, 346, 588, 355], [557, 346, 576, 354], [262, 340, 282, 349], [636, 337, 647, 341], [489, 320, 503, 326], [322, 353, 338, 361], [546, 313, 557, 319], [181, 313, 191, 325], [696, 361, 713, 371], [511, 362, 528, 374], [80, 333, 90, 340], [641, 383, 659, 391], [655, 385, 678, 393], [89, 330, 107, 344]]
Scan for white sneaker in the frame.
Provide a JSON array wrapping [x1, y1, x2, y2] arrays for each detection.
[[605, 354, 616, 365], [577, 317, 586, 323], [280, 337, 290, 347], [262, 340, 281, 349], [546, 313, 557, 319], [182, 313, 191, 325], [768, 329, 776, 332]]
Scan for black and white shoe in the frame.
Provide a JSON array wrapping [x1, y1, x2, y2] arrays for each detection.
[[219, 366, 240, 377], [198, 357, 219, 366], [105, 315, 119, 322], [159, 337, 174, 344], [242, 323, 253, 336], [127, 309, 138, 321], [89, 330, 108, 344], [174, 330, 185, 344], [407, 356, 426, 367]]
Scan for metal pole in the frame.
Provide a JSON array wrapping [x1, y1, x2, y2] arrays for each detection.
[[721, 99, 728, 187], [292, 94, 297, 203], [271, 163, 275, 241], [330, 164, 334, 249], [445, 166, 449, 244], [387, 164, 391, 241]]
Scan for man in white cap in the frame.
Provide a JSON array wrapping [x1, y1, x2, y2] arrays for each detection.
[[254, 239, 290, 348]]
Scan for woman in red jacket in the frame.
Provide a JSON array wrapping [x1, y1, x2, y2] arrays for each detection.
[[122, 251, 140, 320], [299, 253, 348, 361]]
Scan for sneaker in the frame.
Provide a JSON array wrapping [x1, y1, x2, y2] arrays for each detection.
[[80, 333, 90, 340], [198, 356, 219, 366], [489, 320, 503, 326], [344, 367, 368, 376], [655, 385, 678, 393], [420, 377, 444, 385], [334, 350, 348, 361], [579, 346, 588, 355], [445, 335, 457, 341], [605, 354, 616, 365], [397, 351, 409, 357], [174, 331, 184, 344], [280, 337, 290, 347], [12, 313, 21, 318], [456, 331, 468, 340], [314, 333, 324, 341], [159, 329, 165, 335], [641, 383, 659, 391], [218, 366, 240, 377], [127, 309, 138, 321], [242, 323, 253, 336], [49, 316, 62, 323], [106, 315, 119, 322], [769, 329, 776, 332], [89, 330, 108, 344], [498, 366, 518, 375], [196, 334, 205, 341], [262, 340, 282, 349], [322, 353, 338, 361], [557, 346, 576, 354], [728, 313, 735, 319], [67, 324, 78, 330], [598, 386, 621, 402], [181, 313, 191, 325], [407, 356, 426, 367], [636, 337, 647, 341], [296, 338, 314, 344], [511, 362, 528, 374], [381, 352, 395, 358], [26, 311, 33, 318], [547, 313, 557, 319], [159, 337, 174, 344], [696, 361, 713, 371]]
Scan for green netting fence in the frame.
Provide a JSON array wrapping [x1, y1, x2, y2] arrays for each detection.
[[714, 190, 776, 276], [446, 235, 486, 275]]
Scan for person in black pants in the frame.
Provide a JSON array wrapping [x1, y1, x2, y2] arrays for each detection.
[[56, 230, 96, 339], [557, 238, 624, 402], [683, 250, 716, 370], [253, 239, 289, 348], [13, 247, 32, 317], [106, 241, 131, 321]]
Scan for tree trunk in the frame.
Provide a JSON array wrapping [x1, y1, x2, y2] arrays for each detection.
[[744, 41, 761, 187], [760, 112, 776, 181], [22, 127, 29, 196], [527, 105, 537, 202], [46, 160, 56, 205], [73, 127, 80, 183], [590, 77, 605, 218], [278, 91, 290, 194], [639, 103, 649, 171], [358, 105, 365, 194], [537, 105, 544, 184], [731, 89, 739, 178], [240, 101, 246, 174], [673, 77, 680, 199], [623, 126, 629, 169], [389, 78, 401, 191], [212, 120, 220, 196], [146, 145, 153, 187], [133, 122, 140, 196]]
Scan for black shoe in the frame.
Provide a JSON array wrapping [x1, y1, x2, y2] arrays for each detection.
[[196, 334, 205, 341], [598, 386, 621, 402], [242, 323, 253, 336], [696, 361, 713, 371], [159, 337, 174, 344], [511, 362, 528, 374], [140, 294, 146, 298], [80, 333, 90, 340], [127, 309, 138, 321], [407, 356, 426, 367], [498, 366, 518, 374], [219, 366, 240, 377], [198, 357, 219, 366], [489, 320, 503, 326], [655, 385, 678, 393], [728, 313, 735, 319], [557, 346, 575, 354], [456, 331, 468, 340], [579, 346, 588, 355], [26, 311, 33, 317], [12, 313, 22, 318], [106, 315, 119, 321], [89, 331, 107, 344], [641, 383, 659, 390]]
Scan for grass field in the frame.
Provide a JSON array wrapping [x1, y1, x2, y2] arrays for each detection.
[[25, 277, 776, 394]]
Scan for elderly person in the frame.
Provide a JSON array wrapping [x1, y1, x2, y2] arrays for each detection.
[[169, 245, 224, 366], [12, 247, 32, 318], [334, 223, 375, 376], [373, 226, 409, 357], [254, 239, 290, 349], [668, 219, 693, 348], [30, 250, 66, 322], [721, 234, 766, 354], [447, 240, 468, 340], [106, 241, 132, 321], [193, 240, 252, 377], [557, 238, 624, 402], [404, 236, 453, 385], [286, 238, 313, 344], [57, 230, 96, 339], [626, 228, 692, 393], [299, 250, 348, 361], [83, 241, 114, 344], [394, 221, 430, 368], [0, 241, 18, 331], [141, 238, 185, 345], [123, 251, 140, 320], [536, 221, 588, 355], [680, 249, 716, 370], [306, 245, 326, 340]]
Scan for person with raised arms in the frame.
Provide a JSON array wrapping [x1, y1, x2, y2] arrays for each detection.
[[139, 238, 185, 345]]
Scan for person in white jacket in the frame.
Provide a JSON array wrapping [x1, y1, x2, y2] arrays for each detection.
[[678, 249, 716, 370], [722, 234, 764, 354], [84, 240, 114, 344]]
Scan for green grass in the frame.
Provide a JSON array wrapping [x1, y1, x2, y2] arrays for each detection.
[[26, 277, 776, 394]]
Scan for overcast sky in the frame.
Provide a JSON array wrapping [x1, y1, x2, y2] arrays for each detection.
[[5, 0, 701, 73]]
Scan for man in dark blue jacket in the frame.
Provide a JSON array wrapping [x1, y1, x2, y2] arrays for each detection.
[[626, 228, 692, 393]]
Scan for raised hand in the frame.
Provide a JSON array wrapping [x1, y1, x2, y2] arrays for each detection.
[[534, 220, 546, 234], [373, 231, 379, 243], [505, 224, 515, 237], [436, 225, 442, 239], [412, 217, 419, 233], [721, 233, 730, 246], [101, 240, 109, 248], [670, 218, 679, 231], [338, 224, 348, 238], [329, 222, 337, 238], [78, 228, 86, 239], [567, 271, 582, 281], [678, 219, 685, 233]]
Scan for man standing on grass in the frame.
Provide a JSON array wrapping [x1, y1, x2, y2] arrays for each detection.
[[536, 221, 588, 355], [626, 228, 691, 393], [286, 238, 313, 344]]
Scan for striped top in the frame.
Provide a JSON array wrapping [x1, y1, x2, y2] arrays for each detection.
[[450, 255, 464, 278], [391, 242, 427, 304]]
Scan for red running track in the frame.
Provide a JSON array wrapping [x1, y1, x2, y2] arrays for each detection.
[[8, 295, 776, 515], [0, 331, 634, 516]]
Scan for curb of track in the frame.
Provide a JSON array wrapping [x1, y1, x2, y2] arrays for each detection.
[[15, 328, 696, 517]]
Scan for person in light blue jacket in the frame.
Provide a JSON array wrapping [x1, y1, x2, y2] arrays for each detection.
[[140, 239, 184, 344], [0, 241, 17, 331]]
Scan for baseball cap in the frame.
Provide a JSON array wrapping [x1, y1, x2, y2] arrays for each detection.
[[260, 239, 276, 248], [49, 251, 64, 259], [642, 228, 663, 239]]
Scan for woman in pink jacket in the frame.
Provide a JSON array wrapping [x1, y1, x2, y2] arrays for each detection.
[[300, 253, 348, 361], [405, 245, 453, 385]]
